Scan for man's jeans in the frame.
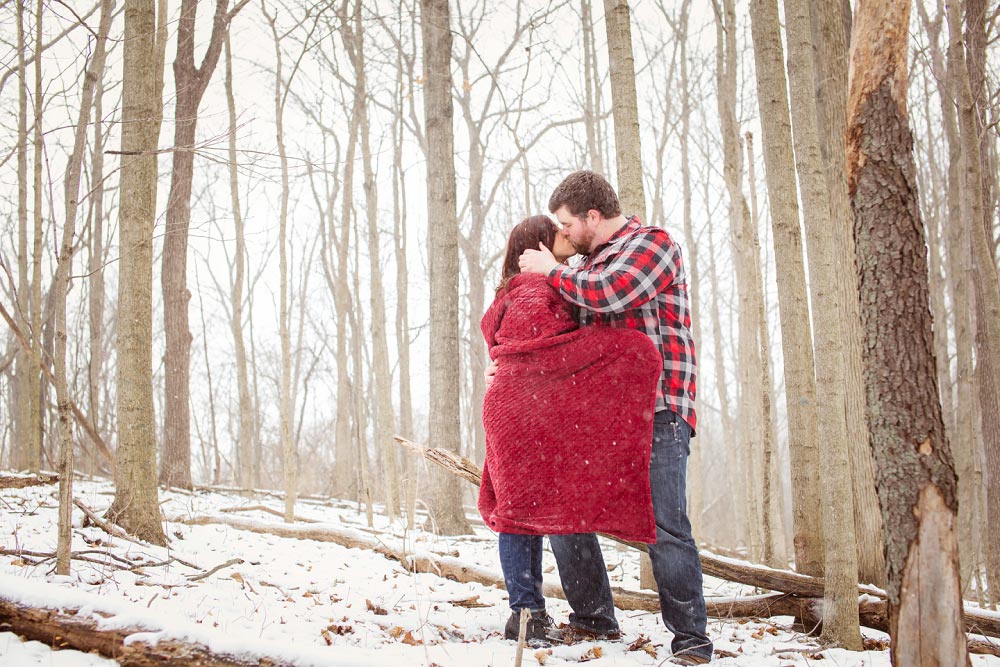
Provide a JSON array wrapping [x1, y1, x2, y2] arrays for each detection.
[[498, 533, 545, 612], [550, 410, 712, 658]]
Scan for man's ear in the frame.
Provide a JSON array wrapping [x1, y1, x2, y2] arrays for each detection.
[[587, 209, 600, 225]]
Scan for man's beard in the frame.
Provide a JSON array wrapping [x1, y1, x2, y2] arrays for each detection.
[[570, 229, 594, 255]]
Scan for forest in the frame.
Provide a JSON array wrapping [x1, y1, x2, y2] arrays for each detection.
[[0, 0, 998, 665]]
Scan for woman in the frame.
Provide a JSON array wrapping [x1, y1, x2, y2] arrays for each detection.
[[479, 215, 662, 645]]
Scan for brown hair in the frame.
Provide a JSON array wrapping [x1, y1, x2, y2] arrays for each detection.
[[548, 170, 621, 218], [496, 215, 557, 294]]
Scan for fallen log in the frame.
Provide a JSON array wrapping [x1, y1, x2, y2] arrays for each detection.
[[394, 436, 882, 600], [394, 435, 1000, 642], [0, 473, 58, 489], [170, 511, 1000, 649], [0, 577, 379, 666]]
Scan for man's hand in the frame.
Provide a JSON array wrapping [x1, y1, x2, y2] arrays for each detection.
[[485, 358, 499, 387], [518, 242, 559, 275]]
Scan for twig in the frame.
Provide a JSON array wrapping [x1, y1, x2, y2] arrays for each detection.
[[73, 498, 145, 545], [186, 558, 244, 582], [514, 608, 529, 667]]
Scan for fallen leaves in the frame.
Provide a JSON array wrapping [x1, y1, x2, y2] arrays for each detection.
[[365, 598, 388, 615], [450, 594, 489, 608], [534, 648, 552, 664], [579, 645, 603, 661], [626, 634, 658, 658], [320, 624, 354, 644]]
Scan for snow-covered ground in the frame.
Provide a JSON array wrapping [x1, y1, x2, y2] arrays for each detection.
[[1, 478, 996, 666]]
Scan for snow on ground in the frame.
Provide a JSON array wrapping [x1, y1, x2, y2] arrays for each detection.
[[0, 478, 996, 666]]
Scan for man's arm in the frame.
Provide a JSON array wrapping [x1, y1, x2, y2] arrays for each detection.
[[550, 228, 680, 314]]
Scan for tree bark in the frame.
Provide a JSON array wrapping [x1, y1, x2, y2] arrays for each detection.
[[420, 0, 470, 535], [847, 2, 968, 663], [747, 0, 824, 576], [109, 0, 167, 546], [603, 0, 645, 221], [808, 0, 885, 589]]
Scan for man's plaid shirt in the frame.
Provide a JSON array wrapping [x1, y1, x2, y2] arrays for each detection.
[[548, 217, 697, 431]]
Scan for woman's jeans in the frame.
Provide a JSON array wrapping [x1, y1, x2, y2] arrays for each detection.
[[549, 410, 712, 658], [498, 533, 545, 612]]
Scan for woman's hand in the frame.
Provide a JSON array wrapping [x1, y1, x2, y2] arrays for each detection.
[[485, 358, 499, 387]]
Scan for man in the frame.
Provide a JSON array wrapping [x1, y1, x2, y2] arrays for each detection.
[[517, 170, 712, 665]]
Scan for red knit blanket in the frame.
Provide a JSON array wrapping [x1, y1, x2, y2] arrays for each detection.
[[478, 273, 661, 543]]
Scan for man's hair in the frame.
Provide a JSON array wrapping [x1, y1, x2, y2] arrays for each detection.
[[548, 170, 621, 219]]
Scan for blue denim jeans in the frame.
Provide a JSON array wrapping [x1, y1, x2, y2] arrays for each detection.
[[498, 533, 545, 612], [550, 410, 712, 658]]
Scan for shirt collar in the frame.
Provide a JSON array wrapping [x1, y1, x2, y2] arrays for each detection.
[[592, 215, 641, 255]]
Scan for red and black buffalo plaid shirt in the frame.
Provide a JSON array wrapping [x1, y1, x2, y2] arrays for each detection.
[[548, 217, 697, 431]]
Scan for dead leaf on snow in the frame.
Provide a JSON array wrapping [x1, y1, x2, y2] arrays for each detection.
[[534, 648, 552, 664], [579, 646, 603, 661], [365, 598, 388, 615], [401, 630, 423, 646], [388, 626, 406, 639], [451, 595, 489, 608]]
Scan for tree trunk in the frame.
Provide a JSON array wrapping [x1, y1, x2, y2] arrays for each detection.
[[53, 0, 113, 576], [13, 0, 35, 474], [392, 65, 416, 527], [260, 5, 296, 522], [745, 132, 785, 568], [88, 50, 108, 474], [109, 0, 167, 546], [581, 0, 604, 174], [847, 2, 968, 663], [713, 0, 761, 554], [223, 33, 253, 493], [161, 0, 243, 490], [29, 0, 44, 473], [808, 0, 885, 589], [783, 0, 861, 646], [603, 0, 645, 221], [950, 0, 1000, 602], [748, 0, 824, 576], [420, 0, 470, 535], [915, 0, 980, 594]]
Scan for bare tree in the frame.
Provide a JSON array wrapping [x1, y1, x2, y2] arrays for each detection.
[[161, 0, 248, 489], [52, 0, 114, 576], [809, 0, 885, 589], [847, 2, 967, 662], [341, 0, 399, 519], [950, 0, 1000, 600], [784, 0, 861, 646], [421, 0, 471, 534], [108, 0, 168, 546], [747, 0, 824, 576], [222, 32, 254, 492]]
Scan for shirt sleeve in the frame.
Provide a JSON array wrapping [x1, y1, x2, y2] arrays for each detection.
[[547, 228, 680, 314]]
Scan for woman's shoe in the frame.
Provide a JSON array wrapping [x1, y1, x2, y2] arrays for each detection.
[[504, 610, 556, 645]]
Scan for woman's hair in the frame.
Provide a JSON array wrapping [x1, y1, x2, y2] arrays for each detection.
[[496, 215, 557, 294]]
